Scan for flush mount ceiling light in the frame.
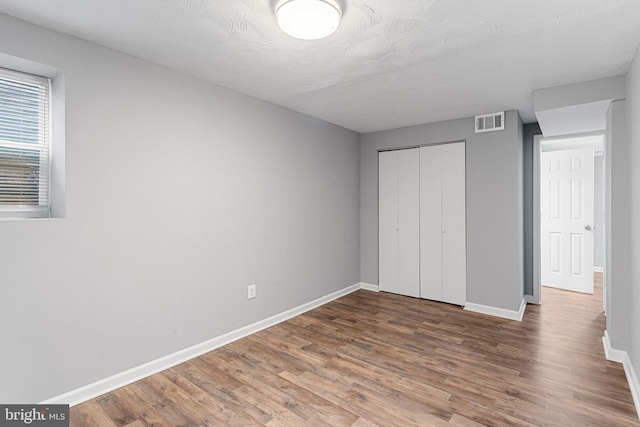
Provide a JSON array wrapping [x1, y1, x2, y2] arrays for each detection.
[[275, 0, 342, 40]]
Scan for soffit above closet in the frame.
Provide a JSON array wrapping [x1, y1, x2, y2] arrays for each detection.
[[1, 0, 640, 133]]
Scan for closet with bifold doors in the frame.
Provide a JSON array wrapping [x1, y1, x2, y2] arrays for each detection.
[[378, 141, 466, 306]]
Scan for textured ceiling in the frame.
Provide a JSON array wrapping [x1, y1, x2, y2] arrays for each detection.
[[0, 0, 639, 133]]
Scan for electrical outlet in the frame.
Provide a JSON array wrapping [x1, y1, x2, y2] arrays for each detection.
[[248, 284, 257, 299]]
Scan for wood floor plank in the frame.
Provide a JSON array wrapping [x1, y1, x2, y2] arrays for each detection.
[[350, 417, 381, 427], [233, 384, 306, 427], [172, 362, 268, 424], [70, 273, 639, 426], [447, 413, 486, 427], [96, 392, 138, 426], [73, 401, 118, 427], [110, 385, 174, 427], [280, 369, 445, 427], [130, 379, 200, 427], [68, 409, 89, 427]]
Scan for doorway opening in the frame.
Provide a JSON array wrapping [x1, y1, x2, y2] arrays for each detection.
[[533, 133, 605, 305]]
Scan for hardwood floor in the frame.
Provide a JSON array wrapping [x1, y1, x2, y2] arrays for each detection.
[[70, 273, 639, 426]]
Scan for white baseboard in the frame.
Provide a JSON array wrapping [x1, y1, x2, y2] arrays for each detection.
[[464, 298, 526, 321], [524, 295, 539, 305], [359, 282, 379, 292], [602, 331, 640, 420], [602, 330, 626, 363], [623, 353, 640, 421], [41, 283, 361, 407], [594, 266, 604, 273]]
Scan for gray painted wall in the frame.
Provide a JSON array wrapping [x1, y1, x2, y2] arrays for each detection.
[[533, 76, 626, 137], [625, 45, 640, 393], [522, 123, 541, 297], [534, 76, 627, 112], [0, 14, 360, 403], [605, 99, 628, 351], [360, 111, 524, 311]]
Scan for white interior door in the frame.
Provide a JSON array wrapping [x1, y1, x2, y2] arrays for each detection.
[[419, 145, 443, 301], [419, 142, 466, 305], [378, 149, 419, 297], [379, 150, 399, 294], [441, 142, 466, 305], [398, 149, 420, 297], [541, 147, 595, 294]]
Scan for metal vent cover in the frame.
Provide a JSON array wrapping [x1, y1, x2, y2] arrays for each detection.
[[475, 111, 505, 133]]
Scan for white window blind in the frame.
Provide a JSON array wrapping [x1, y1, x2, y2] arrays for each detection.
[[0, 68, 50, 218]]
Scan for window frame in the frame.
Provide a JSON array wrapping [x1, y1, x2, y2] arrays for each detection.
[[0, 66, 52, 219]]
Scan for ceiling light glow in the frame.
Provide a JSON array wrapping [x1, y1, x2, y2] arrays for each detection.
[[276, 0, 342, 40]]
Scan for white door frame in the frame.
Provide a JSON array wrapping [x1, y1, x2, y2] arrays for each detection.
[[533, 132, 604, 304], [533, 135, 542, 304]]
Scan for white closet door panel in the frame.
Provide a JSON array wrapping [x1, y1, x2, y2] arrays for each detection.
[[398, 148, 420, 298], [419, 145, 443, 301], [378, 150, 399, 294], [441, 142, 466, 305]]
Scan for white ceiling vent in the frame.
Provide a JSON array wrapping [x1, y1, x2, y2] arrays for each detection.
[[475, 112, 505, 133]]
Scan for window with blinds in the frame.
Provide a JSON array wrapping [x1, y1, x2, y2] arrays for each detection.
[[0, 68, 50, 218]]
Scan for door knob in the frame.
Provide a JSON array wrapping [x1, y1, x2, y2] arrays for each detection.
[[585, 225, 592, 231]]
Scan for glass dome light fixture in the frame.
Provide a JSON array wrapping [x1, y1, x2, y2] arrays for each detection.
[[275, 0, 342, 40]]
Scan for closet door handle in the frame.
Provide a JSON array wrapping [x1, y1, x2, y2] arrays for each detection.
[[442, 230, 447, 234]]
